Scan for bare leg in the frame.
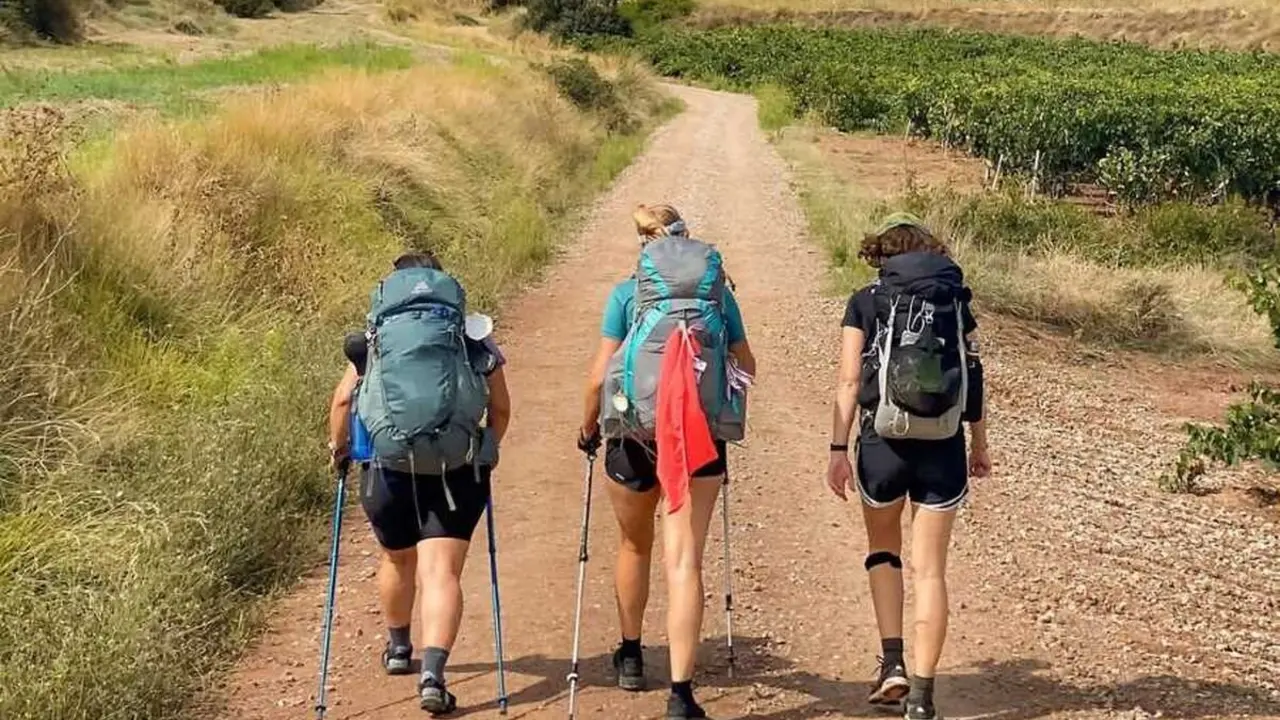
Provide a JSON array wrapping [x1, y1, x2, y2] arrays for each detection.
[[862, 500, 905, 641], [664, 477, 722, 683], [862, 499, 910, 704], [417, 538, 471, 655], [379, 546, 417, 631], [908, 504, 958, 680], [606, 481, 661, 642]]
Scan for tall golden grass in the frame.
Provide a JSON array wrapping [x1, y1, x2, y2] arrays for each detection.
[[0, 55, 669, 720]]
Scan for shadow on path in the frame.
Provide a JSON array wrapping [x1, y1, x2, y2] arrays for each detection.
[[451, 636, 1279, 719]]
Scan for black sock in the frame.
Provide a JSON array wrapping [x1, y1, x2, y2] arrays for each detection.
[[908, 675, 934, 706], [388, 625, 411, 649], [881, 637, 904, 665], [423, 646, 450, 684], [671, 680, 696, 704], [620, 637, 642, 657]]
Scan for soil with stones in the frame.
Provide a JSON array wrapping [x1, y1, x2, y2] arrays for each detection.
[[213, 85, 1280, 720]]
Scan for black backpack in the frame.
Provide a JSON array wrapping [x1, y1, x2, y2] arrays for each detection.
[[870, 252, 971, 440]]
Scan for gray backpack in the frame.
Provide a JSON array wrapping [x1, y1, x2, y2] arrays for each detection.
[[355, 267, 495, 480], [599, 235, 747, 442], [872, 252, 969, 441]]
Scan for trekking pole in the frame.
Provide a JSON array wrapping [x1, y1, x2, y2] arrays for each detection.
[[566, 452, 596, 720], [720, 469, 736, 678], [485, 494, 510, 714], [315, 462, 349, 720]]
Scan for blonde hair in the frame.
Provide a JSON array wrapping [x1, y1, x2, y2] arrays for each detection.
[[633, 203, 684, 239]]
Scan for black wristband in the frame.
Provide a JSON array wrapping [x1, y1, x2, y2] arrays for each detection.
[[830, 443, 849, 452]]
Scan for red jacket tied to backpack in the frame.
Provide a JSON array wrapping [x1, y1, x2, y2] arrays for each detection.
[[655, 328, 717, 514]]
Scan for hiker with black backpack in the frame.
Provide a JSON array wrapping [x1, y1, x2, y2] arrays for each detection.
[[825, 214, 991, 720], [576, 204, 756, 720], [327, 251, 511, 717]]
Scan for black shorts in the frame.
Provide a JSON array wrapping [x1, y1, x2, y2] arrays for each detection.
[[604, 438, 728, 493], [359, 463, 492, 550], [855, 430, 967, 510]]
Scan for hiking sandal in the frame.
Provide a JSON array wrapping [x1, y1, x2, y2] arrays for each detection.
[[382, 644, 413, 676], [419, 676, 458, 716]]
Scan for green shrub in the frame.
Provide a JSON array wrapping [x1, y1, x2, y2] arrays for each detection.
[[1166, 261, 1280, 492], [522, 0, 631, 40], [617, 0, 693, 34], [1135, 200, 1278, 270], [546, 57, 635, 132], [906, 187, 1278, 270], [0, 0, 85, 43], [213, 0, 274, 17]]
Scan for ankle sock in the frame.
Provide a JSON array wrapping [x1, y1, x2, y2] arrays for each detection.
[[388, 625, 411, 649], [620, 637, 642, 657], [907, 675, 934, 706], [881, 637, 904, 666], [671, 680, 695, 703], [422, 646, 450, 684]]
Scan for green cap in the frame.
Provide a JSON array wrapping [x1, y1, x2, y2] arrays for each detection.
[[872, 211, 928, 237]]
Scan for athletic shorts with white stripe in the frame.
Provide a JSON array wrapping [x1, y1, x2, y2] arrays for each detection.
[[855, 429, 968, 511]]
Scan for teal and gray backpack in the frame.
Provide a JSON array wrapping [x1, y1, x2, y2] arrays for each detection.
[[599, 234, 747, 443], [354, 266, 495, 481]]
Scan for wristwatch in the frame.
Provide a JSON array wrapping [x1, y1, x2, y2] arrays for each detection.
[[830, 442, 849, 452]]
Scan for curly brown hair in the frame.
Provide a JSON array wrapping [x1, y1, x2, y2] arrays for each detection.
[[858, 219, 949, 269]]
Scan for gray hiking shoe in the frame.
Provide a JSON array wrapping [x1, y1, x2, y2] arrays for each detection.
[[666, 693, 709, 719], [869, 656, 909, 705], [904, 699, 942, 720], [418, 674, 457, 716], [382, 643, 413, 675], [612, 645, 646, 691]]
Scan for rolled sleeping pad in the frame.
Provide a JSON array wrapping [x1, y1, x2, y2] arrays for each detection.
[[343, 332, 368, 377]]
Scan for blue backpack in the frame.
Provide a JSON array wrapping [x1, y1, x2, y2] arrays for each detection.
[[354, 267, 496, 477]]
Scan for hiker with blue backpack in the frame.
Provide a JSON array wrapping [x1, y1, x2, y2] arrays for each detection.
[[826, 214, 991, 720], [326, 250, 511, 717], [575, 204, 756, 720]]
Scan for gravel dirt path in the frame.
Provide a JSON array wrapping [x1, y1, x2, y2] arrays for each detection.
[[215, 85, 1280, 720]]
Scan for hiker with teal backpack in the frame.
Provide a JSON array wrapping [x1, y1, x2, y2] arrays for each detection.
[[327, 251, 512, 717], [576, 204, 756, 720], [826, 214, 991, 720]]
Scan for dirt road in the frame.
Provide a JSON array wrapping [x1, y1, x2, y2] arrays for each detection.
[[217, 85, 1280, 720]]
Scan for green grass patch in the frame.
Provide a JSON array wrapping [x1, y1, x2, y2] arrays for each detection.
[[754, 82, 794, 134], [0, 41, 415, 112]]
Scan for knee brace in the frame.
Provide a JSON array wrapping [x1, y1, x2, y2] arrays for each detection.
[[865, 551, 902, 571]]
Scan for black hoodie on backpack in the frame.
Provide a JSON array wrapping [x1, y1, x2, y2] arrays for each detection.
[[841, 251, 985, 434]]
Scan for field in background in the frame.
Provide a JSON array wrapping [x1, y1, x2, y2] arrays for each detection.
[[693, 0, 1280, 51], [0, 3, 676, 717]]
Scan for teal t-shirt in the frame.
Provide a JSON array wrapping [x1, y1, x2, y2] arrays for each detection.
[[601, 278, 747, 343]]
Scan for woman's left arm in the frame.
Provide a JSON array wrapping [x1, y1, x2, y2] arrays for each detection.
[[724, 288, 757, 377], [486, 366, 512, 446]]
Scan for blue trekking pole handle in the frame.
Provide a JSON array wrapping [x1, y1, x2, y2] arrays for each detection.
[[486, 495, 509, 714], [315, 463, 348, 720]]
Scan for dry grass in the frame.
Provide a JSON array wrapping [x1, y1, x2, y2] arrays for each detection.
[[694, 0, 1280, 51], [771, 121, 1278, 367], [0, 43, 669, 719]]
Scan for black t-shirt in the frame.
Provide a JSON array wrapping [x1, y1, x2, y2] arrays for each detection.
[[842, 279, 979, 432]]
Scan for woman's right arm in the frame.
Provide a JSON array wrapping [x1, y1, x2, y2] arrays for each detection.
[[830, 326, 864, 449], [327, 363, 359, 464], [582, 337, 622, 437]]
